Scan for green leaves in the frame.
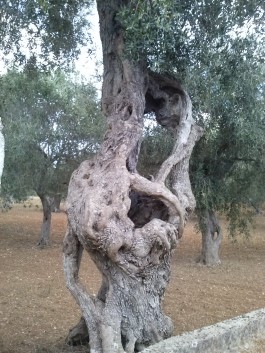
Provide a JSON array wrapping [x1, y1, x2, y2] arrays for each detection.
[[0, 69, 105, 200], [189, 32, 265, 237], [122, 0, 264, 239], [118, 0, 187, 71], [0, 0, 93, 68], [118, 0, 264, 79]]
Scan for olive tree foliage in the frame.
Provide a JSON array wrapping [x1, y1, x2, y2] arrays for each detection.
[[0, 0, 94, 68], [119, 0, 264, 75], [0, 69, 104, 246], [190, 62, 265, 265], [123, 0, 265, 266], [186, 27, 265, 264]]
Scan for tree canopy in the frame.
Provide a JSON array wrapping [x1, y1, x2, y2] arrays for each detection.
[[0, 0, 94, 68], [0, 68, 104, 244], [119, 0, 264, 75], [1, 69, 104, 198], [191, 51, 265, 230]]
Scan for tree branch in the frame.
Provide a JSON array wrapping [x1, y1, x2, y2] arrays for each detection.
[[130, 173, 184, 237]]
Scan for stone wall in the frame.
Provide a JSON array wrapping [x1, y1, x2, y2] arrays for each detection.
[[143, 308, 265, 353]]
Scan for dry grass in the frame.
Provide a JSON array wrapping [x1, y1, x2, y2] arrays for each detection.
[[0, 202, 265, 352]]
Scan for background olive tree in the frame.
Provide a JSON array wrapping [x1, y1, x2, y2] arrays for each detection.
[[0, 0, 94, 69], [1, 68, 104, 246], [190, 47, 265, 265]]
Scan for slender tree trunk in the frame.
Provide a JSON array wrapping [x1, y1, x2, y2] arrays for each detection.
[[196, 209, 222, 266], [248, 199, 262, 215], [63, 1, 202, 352], [50, 193, 61, 213], [0, 118, 5, 191], [37, 194, 52, 247]]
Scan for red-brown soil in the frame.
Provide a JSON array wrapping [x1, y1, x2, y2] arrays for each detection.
[[0, 202, 264, 352]]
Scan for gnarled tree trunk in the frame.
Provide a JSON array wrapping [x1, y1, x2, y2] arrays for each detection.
[[37, 194, 52, 247], [196, 208, 222, 266], [63, 1, 203, 352]]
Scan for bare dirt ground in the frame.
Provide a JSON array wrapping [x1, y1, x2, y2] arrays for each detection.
[[0, 202, 264, 353]]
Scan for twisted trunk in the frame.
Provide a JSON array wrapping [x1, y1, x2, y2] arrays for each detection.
[[196, 209, 222, 266], [63, 1, 202, 352]]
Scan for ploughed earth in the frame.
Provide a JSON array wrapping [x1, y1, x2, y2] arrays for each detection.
[[0, 201, 264, 353]]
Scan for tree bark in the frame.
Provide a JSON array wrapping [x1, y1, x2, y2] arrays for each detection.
[[196, 209, 222, 266], [50, 193, 61, 213], [0, 118, 5, 191], [37, 194, 52, 247], [63, 1, 202, 352]]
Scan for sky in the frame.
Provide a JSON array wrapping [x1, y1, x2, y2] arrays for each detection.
[[75, 4, 103, 83], [0, 3, 103, 84]]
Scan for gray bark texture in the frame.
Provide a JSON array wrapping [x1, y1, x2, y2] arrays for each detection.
[[50, 194, 61, 213], [63, 1, 203, 352], [0, 118, 5, 191], [196, 209, 222, 266], [37, 194, 52, 247]]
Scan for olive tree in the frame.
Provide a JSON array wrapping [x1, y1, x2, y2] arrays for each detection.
[[62, 1, 204, 351], [2, 0, 264, 350], [0, 0, 93, 69], [187, 30, 265, 265], [1, 69, 104, 246]]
